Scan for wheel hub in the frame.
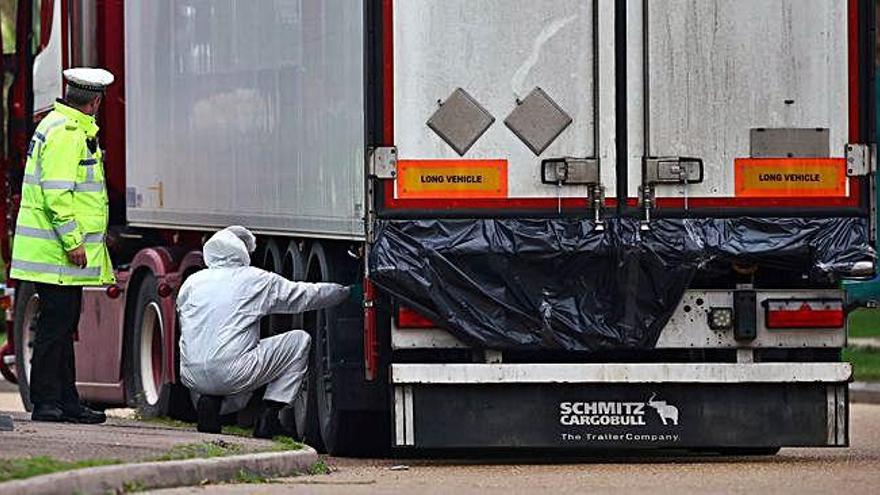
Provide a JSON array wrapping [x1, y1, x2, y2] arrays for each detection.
[[139, 302, 164, 406]]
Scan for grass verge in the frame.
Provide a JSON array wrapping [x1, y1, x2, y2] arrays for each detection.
[[0, 423, 306, 486], [143, 417, 303, 451], [849, 308, 880, 338], [0, 456, 120, 483], [155, 440, 244, 461], [307, 459, 331, 475], [271, 435, 304, 451], [233, 469, 275, 484], [844, 347, 880, 381], [221, 424, 254, 437], [220, 425, 303, 451]]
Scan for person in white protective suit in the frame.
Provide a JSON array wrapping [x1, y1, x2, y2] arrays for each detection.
[[177, 226, 351, 438]]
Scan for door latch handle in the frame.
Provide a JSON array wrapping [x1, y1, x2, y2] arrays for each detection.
[[644, 156, 704, 185], [640, 157, 704, 229], [541, 157, 600, 185]]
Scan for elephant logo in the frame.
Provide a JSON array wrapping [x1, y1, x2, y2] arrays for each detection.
[[647, 393, 679, 426]]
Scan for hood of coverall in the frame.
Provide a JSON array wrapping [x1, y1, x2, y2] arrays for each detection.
[[203, 228, 251, 268]]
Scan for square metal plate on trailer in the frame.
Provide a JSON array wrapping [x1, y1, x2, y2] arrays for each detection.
[[749, 128, 830, 158], [504, 87, 573, 156], [427, 88, 496, 156]]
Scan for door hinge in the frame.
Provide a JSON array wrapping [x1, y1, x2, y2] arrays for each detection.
[[591, 184, 606, 231], [368, 146, 398, 179], [365, 175, 377, 244], [846, 143, 875, 177], [365, 147, 396, 245], [638, 184, 655, 231]]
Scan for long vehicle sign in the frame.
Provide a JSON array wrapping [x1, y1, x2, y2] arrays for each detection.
[[396, 159, 508, 199], [734, 158, 847, 197]]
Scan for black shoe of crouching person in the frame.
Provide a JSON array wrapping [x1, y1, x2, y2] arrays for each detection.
[[253, 401, 285, 439], [197, 395, 223, 433], [61, 404, 107, 424]]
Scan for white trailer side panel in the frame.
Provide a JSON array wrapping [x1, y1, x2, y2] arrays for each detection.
[[125, 1, 365, 239], [32, 0, 63, 114]]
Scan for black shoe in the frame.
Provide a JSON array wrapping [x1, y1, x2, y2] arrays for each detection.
[[253, 407, 284, 439], [278, 406, 301, 442], [61, 405, 107, 424], [197, 395, 223, 434], [31, 403, 64, 422]]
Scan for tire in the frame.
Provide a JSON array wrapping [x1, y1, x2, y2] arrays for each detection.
[[282, 240, 307, 329], [305, 242, 376, 456], [124, 274, 171, 418], [259, 240, 287, 337], [0, 347, 17, 384], [313, 307, 386, 456], [315, 303, 345, 453], [281, 240, 316, 442], [293, 332, 325, 451], [12, 282, 38, 412]]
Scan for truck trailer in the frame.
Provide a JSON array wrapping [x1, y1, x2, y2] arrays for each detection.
[[0, 0, 876, 455]]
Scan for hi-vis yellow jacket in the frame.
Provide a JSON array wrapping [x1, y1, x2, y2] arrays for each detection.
[[10, 100, 115, 286]]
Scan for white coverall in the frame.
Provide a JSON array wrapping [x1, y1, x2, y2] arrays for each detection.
[[178, 227, 349, 414]]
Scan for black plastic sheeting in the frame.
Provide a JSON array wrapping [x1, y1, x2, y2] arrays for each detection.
[[368, 217, 875, 351]]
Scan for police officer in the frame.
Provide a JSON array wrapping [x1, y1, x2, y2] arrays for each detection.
[[10, 68, 116, 423]]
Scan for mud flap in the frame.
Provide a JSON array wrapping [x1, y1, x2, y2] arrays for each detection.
[[394, 383, 848, 449], [392, 366, 849, 449]]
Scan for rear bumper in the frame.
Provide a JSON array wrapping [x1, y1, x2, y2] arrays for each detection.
[[392, 363, 850, 449], [392, 289, 848, 350]]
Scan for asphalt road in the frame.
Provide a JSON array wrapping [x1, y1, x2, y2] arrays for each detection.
[[148, 403, 880, 495]]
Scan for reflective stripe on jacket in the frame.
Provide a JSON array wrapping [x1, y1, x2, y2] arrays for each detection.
[[10, 100, 115, 286]]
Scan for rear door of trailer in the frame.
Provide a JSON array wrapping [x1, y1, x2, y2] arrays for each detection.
[[628, 0, 869, 218], [385, 0, 616, 215]]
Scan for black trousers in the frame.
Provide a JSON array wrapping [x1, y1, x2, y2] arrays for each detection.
[[30, 283, 82, 410]]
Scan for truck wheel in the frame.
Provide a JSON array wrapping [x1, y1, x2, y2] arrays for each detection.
[[124, 274, 171, 418], [280, 240, 311, 438], [260, 240, 287, 337], [306, 242, 368, 455], [314, 303, 347, 453], [293, 332, 324, 451], [12, 282, 38, 412], [282, 240, 307, 329]]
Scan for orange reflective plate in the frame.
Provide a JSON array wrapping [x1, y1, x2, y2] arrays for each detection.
[[734, 158, 847, 197], [396, 159, 508, 199]]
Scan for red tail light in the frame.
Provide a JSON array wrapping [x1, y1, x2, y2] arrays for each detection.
[[397, 306, 437, 329], [105, 285, 122, 299], [765, 300, 845, 329], [157, 283, 173, 298]]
